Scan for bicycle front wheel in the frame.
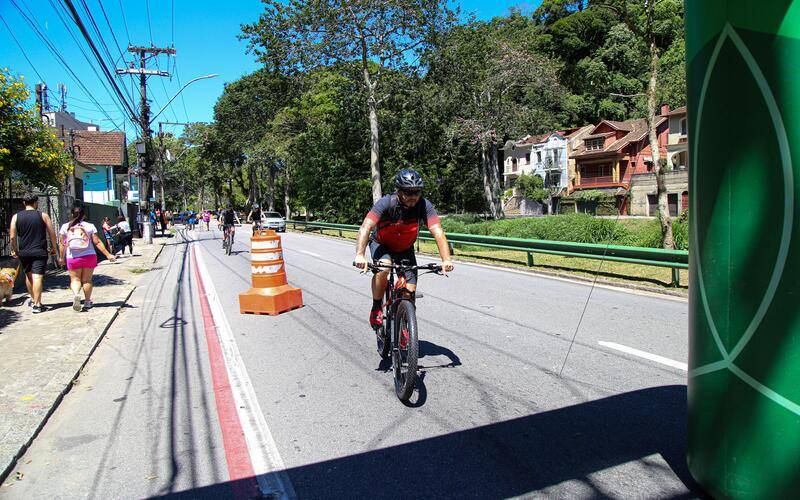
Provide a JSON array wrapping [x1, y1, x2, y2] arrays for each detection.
[[393, 299, 418, 401]]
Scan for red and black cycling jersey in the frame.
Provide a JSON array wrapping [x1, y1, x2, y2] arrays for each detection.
[[365, 193, 441, 252]]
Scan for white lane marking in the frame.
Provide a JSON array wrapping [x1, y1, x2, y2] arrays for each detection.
[[297, 249, 321, 258], [598, 341, 687, 371], [194, 245, 296, 499]]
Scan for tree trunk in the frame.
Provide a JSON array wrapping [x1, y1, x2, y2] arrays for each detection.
[[368, 94, 382, 203], [489, 142, 504, 218], [267, 162, 275, 212], [159, 177, 166, 210], [248, 163, 258, 206], [646, 37, 674, 248], [480, 142, 505, 219]]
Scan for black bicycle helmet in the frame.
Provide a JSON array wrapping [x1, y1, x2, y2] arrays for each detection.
[[395, 168, 425, 189]]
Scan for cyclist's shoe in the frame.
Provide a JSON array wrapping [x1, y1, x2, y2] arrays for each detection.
[[369, 309, 383, 330]]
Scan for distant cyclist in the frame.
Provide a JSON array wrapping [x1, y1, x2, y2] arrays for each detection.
[[354, 168, 454, 330], [247, 203, 263, 234], [220, 203, 236, 249]]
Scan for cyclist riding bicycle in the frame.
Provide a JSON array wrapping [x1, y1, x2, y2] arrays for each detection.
[[221, 203, 236, 246], [354, 168, 454, 330], [248, 203, 263, 234]]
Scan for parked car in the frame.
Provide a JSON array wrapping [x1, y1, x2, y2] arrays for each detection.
[[262, 211, 286, 232]]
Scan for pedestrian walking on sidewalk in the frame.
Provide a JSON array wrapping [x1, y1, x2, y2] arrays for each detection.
[[58, 206, 116, 312], [8, 192, 59, 313], [114, 215, 134, 255]]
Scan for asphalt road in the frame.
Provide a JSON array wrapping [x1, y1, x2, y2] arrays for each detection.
[[2, 227, 698, 499]]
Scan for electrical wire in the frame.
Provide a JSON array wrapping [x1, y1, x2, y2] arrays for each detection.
[[117, 0, 130, 43], [10, 0, 126, 131], [144, 0, 153, 44], [60, 0, 139, 123], [43, 0, 134, 121], [0, 14, 45, 82]]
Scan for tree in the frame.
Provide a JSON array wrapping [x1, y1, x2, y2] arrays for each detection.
[[240, 0, 458, 204], [600, 0, 684, 249], [430, 22, 566, 218], [0, 69, 71, 188]]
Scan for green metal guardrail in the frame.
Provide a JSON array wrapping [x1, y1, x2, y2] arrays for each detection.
[[288, 220, 689, 285]]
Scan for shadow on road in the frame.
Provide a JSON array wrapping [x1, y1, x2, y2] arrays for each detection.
[[0, 308, 22, 330], [152, 385, 703, 499]]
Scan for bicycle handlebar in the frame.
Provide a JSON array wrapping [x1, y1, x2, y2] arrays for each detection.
[[352, 261, 444, 274]]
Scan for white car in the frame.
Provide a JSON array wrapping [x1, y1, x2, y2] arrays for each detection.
[[261, 211, 286, 232]]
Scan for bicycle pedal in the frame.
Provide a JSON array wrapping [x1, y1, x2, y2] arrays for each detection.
[[415, 293, 424, 299]]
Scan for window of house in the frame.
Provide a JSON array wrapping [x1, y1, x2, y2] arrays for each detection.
[[679, 118, 687, 136], [536, 151, 542, 163], [512, 158, 518, 171], [553, 149, 561, 167], [525, 153, 531, 163], [585, 138, 604, 150], [580, 163, 612, 181]]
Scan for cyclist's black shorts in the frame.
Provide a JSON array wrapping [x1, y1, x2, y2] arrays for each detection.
[[369, 239, 417, 285], [223, 223, 235, 232]]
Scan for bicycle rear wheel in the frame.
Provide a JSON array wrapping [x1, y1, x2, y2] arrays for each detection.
[[392, 299, 418, 401], [226, 232, 233, 255]]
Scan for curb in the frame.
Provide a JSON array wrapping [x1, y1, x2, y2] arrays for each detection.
[[288, 228, 688, 300]]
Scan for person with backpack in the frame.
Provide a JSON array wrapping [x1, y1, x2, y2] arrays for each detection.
[[58, 206, 116, 312]]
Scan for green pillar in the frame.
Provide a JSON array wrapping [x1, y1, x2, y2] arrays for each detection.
[[687, 2, 800, 498]]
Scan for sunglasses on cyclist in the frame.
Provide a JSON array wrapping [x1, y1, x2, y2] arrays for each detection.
[[399, 189, 422, 197]]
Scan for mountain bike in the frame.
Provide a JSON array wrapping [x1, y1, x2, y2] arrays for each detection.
[[222, 225, 234, 256], [355, 261, 444, 401]]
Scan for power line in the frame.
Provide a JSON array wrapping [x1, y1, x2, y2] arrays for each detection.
[[60, 0, 139, 123], [116, 0, 130, 43], [144, 0, 153, 44], [96, 0, 127, 67], [0, 14, 45, 82], [10, 0, 126, 131], [43, 0, 133, 120], [172, 61, 191, 122], [73, 0, 137, 108]]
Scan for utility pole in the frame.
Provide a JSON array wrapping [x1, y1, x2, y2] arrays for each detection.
[[116, 45, 175, 244]]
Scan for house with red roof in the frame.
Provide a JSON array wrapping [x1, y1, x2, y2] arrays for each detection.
[[56, 129, 129, 205], [568, 110, 669, 215], [628, 105, 690, 216]]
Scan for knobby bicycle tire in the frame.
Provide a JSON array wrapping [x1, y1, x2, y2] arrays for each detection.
[[393, 299, 418, 401]]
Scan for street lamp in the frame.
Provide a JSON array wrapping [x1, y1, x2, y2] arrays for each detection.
[[149, 74, 219, 125]]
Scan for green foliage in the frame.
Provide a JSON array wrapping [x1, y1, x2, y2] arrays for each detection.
[[195, 1, 687, 223], [564, 189, 609, 201], [0, 69, 71, 187], [440, 213, 689, 249], [514, 173, 550, 201]]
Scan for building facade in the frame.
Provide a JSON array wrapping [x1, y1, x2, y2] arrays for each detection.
[[568, 114, 669, 215]]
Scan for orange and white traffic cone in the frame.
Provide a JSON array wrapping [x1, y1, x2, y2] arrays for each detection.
[[239, 230, 303, 315]]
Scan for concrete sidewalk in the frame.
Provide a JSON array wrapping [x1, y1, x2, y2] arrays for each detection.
[[0, 238, 166, 480]]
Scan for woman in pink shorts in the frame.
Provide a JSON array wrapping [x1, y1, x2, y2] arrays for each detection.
[[58, 206, 116, 312]]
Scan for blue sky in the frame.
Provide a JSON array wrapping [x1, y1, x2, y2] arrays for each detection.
[[1, 0, 540, 139]]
